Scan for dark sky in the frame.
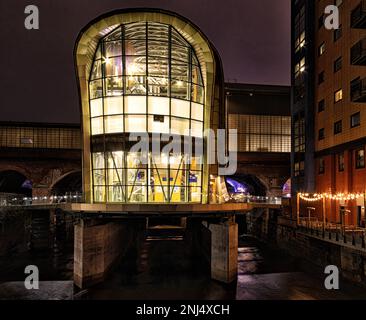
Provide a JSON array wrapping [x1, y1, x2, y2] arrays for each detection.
[[0, 0, 290, 124]]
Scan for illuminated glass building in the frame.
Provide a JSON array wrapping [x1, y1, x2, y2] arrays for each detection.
[[75, 9, 225, 204]]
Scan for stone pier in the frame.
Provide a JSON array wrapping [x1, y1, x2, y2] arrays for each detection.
[[74, 220, 125, 289], [209, 221, 238, 283]]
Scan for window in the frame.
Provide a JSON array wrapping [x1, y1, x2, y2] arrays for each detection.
[[334, 57, 342, 72], [294, 6, 306, 52], [293, 111, 305, 153], [338, 152, 344, 172], [228, 114, 291, 153], [318, 128, 325, 140], [318, 99, 325, 112], [318, 42, 326, 56], [356, 149, 365, 169], [318, 71, 325, 84], [294, 57, 305, 78], [335, 89, 343, 102], [334, 120, 342, 134], [334, 25, 342, 41], [351, 112, 361, 128], [319, 158, 325, 174], [294, 161, 305, 177]]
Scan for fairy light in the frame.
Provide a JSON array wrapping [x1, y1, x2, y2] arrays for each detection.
[[299, 192, 364, 202]]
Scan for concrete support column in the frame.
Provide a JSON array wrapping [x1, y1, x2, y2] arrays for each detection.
[[74, 220, 125, 289], [209, 221, 238, 284]]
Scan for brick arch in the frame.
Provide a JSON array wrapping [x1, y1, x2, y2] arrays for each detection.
[[49, 170, 82, 196], [0, 165, 31, 181]]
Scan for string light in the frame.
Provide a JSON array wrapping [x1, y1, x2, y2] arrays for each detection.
[[299, 192, 364, 202]]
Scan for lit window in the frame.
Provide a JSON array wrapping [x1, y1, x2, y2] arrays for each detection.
[[334, 89, 343, 102], [356, 149, 365, 169], [318, 42, 326, 56], [294, 57, 305, 78]]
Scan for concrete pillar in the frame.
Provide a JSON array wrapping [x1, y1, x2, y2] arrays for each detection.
[[209, 221, 238, 284], [74, 220, 125, 289]]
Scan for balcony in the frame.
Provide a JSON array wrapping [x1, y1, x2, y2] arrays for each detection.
[[351, 38, 366, 65], [351, 0, 366, 28], [351, 77, 366, 102]]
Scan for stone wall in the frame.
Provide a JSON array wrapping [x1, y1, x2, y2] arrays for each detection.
[[276, 220, 366, 287]]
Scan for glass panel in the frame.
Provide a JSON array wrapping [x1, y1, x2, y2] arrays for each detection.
[[171, 63, 189, 82], [94, 186, 106, 202], [91, 117, 103, 135], [127, 185, 147, 202], [151, 167, 169, 186], [148, 115, 169, 134], [125, 115, 146, 132], [192, 65, 203, 85], [104, 57, 123, 76], [126, 56, 146, 75], [171, 80, 189, 100], [171, 117, 189, 135], [93, 169, 105, 185], [127, 169, 147, 185], [90, 98, 103, 117], [148, 40, 169, 57], [127, 152, 147, 169], [126, 76, 146, 95], [91, 60, 102, 80], [171, 99, 190, 118], [170, 155, 185, 170], [189, 171, 202, 186], [104, 77, 123, 96], [107, 151, 123, 168], [104, 115, 123, 133], [104, 27, 122, 41], [107, 168, 123, 185], [125, 96, 146, 114], [171, 28, 189, 46], [171, 44, 189, 62], [124, 22, 146, 39], [147, 77, 168, 97], [104, 41, 122, 58], [95, 44, 102, 59], [191, 102, 203, 121], [93, 152, 105, 169], [125, 39, 146, 55], [90, 79, 103, 99], [192, 53, 199, 66], [148, 186, 168, 203], [151, 153, 169, 168], [148, 57, 169, 78], [170, 186, 186, 203], [191, 84, 204, 104], [148, 96, 169, 115], [188, 187, 201, 203], [170, 170, 186, 186], [190, 156, 203, 171], [104, 97, 123, 115], [148, 23, 169, 41], [191, 121, 203, 138], [108, 185, 124, 202]]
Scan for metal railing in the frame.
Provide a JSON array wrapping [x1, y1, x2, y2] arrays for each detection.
[[298, 218, 366, 250], [0, 192, 83, 207]]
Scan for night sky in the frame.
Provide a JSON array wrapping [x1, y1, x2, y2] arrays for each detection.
[[0, 0, 290, 124]]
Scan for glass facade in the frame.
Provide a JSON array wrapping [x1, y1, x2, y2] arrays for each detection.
[[228, 114, 291, 153], [88, 22, 205, 203], [0, 125, 81, 149]]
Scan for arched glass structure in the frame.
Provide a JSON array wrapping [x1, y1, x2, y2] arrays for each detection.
[[88, 22, 205, 203]]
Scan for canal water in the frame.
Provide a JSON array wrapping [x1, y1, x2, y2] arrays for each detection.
[[0, 218, 365, 300]]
